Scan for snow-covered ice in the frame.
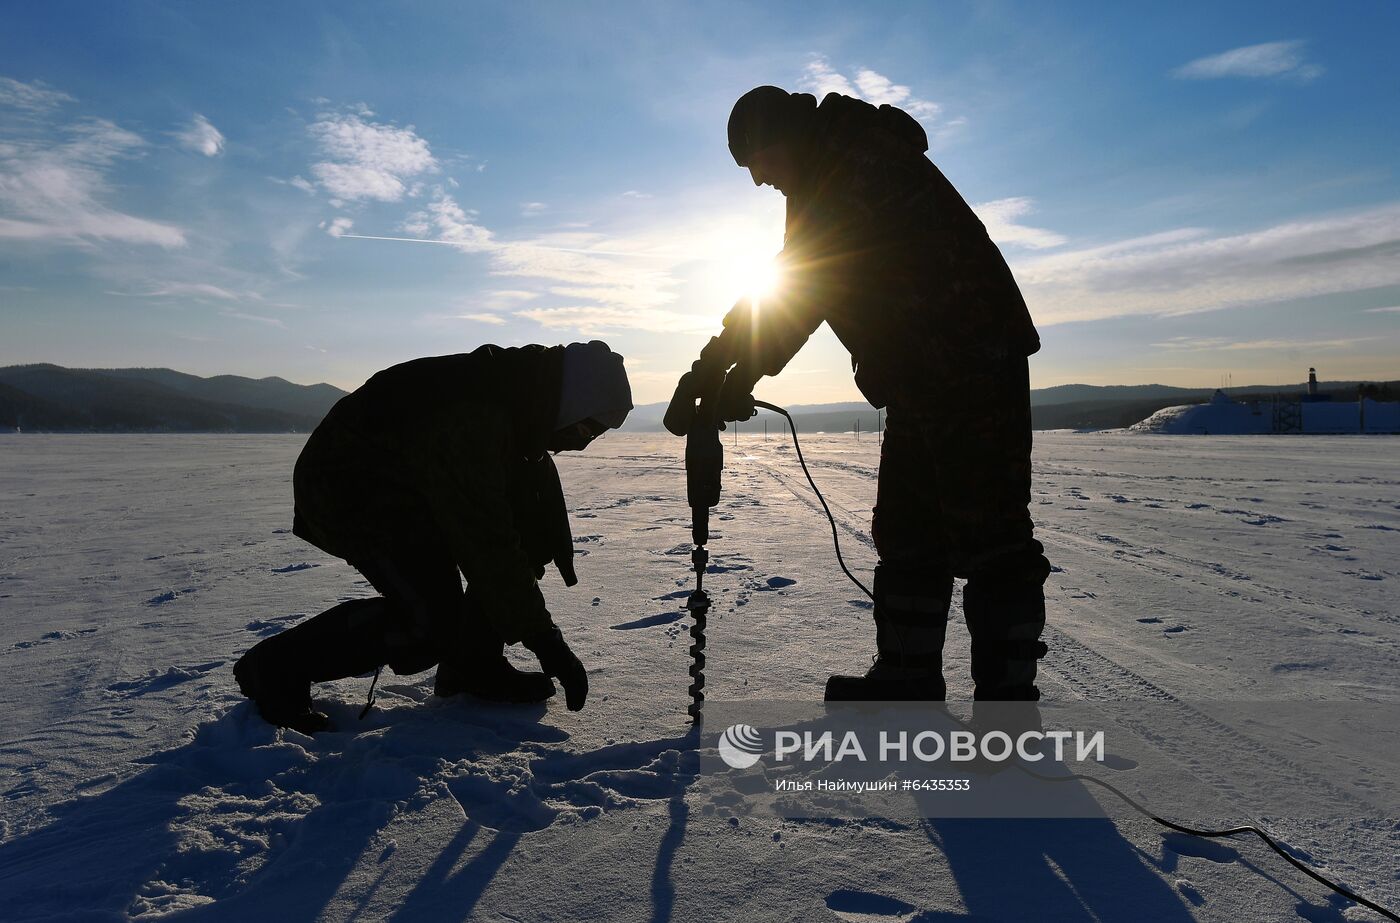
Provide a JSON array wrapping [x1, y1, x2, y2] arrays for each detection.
[[1, 432, 1397, 921]]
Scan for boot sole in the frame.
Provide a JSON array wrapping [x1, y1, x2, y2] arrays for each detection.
[[234, 653, 330, 733], [824, 674, 946, 702]]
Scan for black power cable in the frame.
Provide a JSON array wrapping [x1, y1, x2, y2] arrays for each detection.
[[754, 399, 1399, 923], [753, 401, 873, 602]]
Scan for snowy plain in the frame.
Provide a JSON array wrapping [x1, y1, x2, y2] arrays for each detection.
[[0, 431, 1397, 922]]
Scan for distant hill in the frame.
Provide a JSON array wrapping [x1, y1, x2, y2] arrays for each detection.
[[0, 365, 347, 433], [4, 365, 1391, 434], [622, 381, 1396, 433], [96, 367, 347, 418]]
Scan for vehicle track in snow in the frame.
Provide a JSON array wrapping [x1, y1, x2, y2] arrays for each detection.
[[737, 443, 1394, 827]]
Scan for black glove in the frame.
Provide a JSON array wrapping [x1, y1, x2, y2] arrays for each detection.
[[524, 625, 588, 711], [715, 367, 757, 423]]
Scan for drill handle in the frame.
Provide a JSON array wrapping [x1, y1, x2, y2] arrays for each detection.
[[691, 505, 710, 548]]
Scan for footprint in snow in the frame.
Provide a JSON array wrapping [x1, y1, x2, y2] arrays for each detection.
[[244, 614, 302, 635], [10, 627, 99, 650], [1343, 570, 1384, 581], [106, 661, 225, 697], [1271, 661, 1328, 673]]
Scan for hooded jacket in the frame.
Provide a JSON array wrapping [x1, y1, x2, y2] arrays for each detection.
[[291, 344, 576, 644], [723, 92, 1041, 408]]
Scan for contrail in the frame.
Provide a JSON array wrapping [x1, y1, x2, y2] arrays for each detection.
[[339, 233, 673, 259]]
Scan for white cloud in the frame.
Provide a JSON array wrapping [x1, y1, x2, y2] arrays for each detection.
[[514, 306, 714, 335], [1152, 336, 1361, 352], [322, 216, 354, 238], [381, 177, 784, 336], [972, 197, 1066, 250], [0, 76, 74, 112], [220, 309, 285, 328], [416, 193, 494, 249], [520, 201, 547, 217], [111, 281, 276, 302], [800, 57, 857, 98], [457, 312, 507, 325], [1173, 41, 1323, 82], [622, 190, 652, 199], [1363, 305, 1400, 314], [176, 114, 225, 157], [852, 69, 941, 120], [308, 111, 437, 202], [289, 175, 315, 194], [1014, 202, 1400, 325], [146, 282, 243, 300], [0, 109, 186, 248], [799, 56, 943, 122]]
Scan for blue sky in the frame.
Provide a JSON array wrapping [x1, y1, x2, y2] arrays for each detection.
[[2, 0, 1397, 403]]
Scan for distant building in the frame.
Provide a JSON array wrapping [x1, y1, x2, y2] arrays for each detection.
[[1131, 369, 1400, 434]]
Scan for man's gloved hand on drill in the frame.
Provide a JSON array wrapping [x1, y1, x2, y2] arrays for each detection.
[[714, 365, 757, 424], [523, 623, 588, 710]]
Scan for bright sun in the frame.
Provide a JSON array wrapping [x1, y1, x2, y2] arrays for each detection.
[[721, 252, 784, 304]]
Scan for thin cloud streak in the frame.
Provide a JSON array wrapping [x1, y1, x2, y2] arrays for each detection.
[[1153, 335, 1363, 352], [0, 76, 74, 112], [338, 232, 674, 258], [1173, 41, 1323, 82], [514, 305, 714, 335], [1015, 202, 1400, 325], [973, 197, 1066, 250], [0, 97, 186, 247]]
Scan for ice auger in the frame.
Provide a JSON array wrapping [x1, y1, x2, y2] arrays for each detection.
[[663, 345, 731, 724]]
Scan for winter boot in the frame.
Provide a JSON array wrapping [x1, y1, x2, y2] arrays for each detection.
[[825, 564, 951, 702], [234, 598, 389, 733], [434, 617, 556, 704], [962, 579, 1048, 701]]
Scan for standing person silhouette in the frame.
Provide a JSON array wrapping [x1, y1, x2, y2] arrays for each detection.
[[667, 86, 1050, 702]]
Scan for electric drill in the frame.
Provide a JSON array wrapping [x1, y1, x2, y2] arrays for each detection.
[[665, 353, 728, 721]]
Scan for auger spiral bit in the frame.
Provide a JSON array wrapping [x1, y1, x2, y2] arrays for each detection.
[[686, 547, 711, 723], [678, 385, 723, 724]]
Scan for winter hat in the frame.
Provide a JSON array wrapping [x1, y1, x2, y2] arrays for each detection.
[[727, 85, 818, 167], [554, 341, 633, 431]]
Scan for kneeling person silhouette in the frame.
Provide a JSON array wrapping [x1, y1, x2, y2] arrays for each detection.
[[234, 341, 632, 733]]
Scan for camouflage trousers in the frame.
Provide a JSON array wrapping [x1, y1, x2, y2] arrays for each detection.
[[872, 355, 1048, 583], [870, 354, 1050, 699]]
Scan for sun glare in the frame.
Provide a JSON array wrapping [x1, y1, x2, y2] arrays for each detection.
[[721, 253, 784, 304]]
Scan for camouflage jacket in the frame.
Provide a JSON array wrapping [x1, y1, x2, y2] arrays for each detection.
[[727, 92, 1040, 408], [292, 344, 576, 644]]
